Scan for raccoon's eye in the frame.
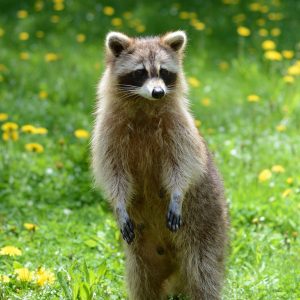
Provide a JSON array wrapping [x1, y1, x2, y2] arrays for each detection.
[[160, 68, 177, 87], [134, 69, 147, 77], [160, 68, 169, 77]]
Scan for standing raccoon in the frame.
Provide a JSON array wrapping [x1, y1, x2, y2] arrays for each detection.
[[92, 31, 228, 300]]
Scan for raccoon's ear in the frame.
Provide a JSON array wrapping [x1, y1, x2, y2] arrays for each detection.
[[106, 32, 131, 57], [162, 31, 187, 53]]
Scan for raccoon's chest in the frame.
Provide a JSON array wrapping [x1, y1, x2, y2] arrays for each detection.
[[124, 114, 165, 185]]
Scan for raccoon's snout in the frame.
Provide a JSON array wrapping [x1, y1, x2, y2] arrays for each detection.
[[152, 87, 165, 99]]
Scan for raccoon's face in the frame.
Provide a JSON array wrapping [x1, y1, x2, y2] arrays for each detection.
[[105, 31, 186, 101]]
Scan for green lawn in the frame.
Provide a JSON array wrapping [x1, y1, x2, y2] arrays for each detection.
[[0, 0, 299, 299]]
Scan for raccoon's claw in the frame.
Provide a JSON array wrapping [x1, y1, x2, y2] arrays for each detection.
[[167, 209, 182, 232], [120, 218, 135, 244]]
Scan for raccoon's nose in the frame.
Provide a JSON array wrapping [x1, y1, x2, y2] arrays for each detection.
[[152, 87, 165, 99]]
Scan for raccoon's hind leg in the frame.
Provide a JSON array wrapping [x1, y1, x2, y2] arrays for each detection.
[[125, 230, 177, 300], [181, 245, 224, 300], [125, 251, 166, 300]]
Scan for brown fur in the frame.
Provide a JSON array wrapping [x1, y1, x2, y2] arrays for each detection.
[[92, 31, 228, 300]]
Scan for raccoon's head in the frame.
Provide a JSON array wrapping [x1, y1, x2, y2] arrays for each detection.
[[105, 31, 187, 101]]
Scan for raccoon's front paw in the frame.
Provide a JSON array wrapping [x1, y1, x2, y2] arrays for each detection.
[[166, 207, 182, 232], [120, 217, 135, 244]]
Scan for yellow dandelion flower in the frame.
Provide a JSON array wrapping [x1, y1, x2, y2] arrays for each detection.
[[15, 268, 33, 282], [0, 27, 5, 37], [0, 113, 8, 121], [39, 90, 48, 99], [262, 40, 276, 50], [76, 33, 86, 43], [53, 0, 64, 4], [268, 12, 283, 21], [271, 165, 285, 173], [271, 28, 281, 36], [35, 1, 44, 12], [45, 53, 58, 62], [21, 125, 36, 133], [50, 15, 60, 23], [258, 169, 272, 182], [282, 50, 294, 60], [201, 98, 211, 106], [188, 77, 201, 88], [33, 127, 48, 135], [54, 3, 64, 11], [111, 18, 122, 27], [259, 5, 269, 13], [219, 61, 229, 71], [123, 12, 133, 20], [247, 94, 260, 102], [249, 2, 261, 11], [25, 143, 44, 153], [2, 132, 9, 141], [195, 120, 201, 128], [11, 131, 19, 141], [283, 75, 294, 84], [17, 10, 28, 19], [19, 32, 29, 41], [135, 25, 146, 33], [232, 14, 246, 23], [103, 6, 115, 16], [24, 223, 38, 231], [282, 189, 292, 198], [283, 75, 294, 83], [258, 28, 268, 37], [189, 12, 197, 19], [264, 50, 282, 61], [256, 18, 266, 26], [0, 275, 10, 283], [36, 268, 55, 286], [20, 52, 30, 60], [191, 21, 206, 31], [287, 65, 300, 76], [0, 246, 22, 256], [286, 177, 293, 185], [2, 131, 19, 141], [179, 11, 190, 20], [74, 129, 90, 139], [1, 122, 18, 131], [276, 124, 286, 132], [36, 31, 45, 38], [237, 26, 251, 37]]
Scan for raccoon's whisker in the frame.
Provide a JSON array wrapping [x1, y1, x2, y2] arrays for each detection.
[[116, 92, 139, 101], [118, 89, 139, 95]]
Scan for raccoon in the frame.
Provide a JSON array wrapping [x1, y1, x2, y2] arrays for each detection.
[[92, 31, 228, 300]]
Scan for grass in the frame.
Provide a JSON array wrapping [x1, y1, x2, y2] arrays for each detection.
[[0, 0, 299, 299]]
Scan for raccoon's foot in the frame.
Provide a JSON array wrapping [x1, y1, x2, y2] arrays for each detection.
[[116, 205, 135, 244], [166, 191, 183, 232]]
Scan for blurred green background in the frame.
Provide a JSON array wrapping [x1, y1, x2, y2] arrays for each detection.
[[0, 0, 299, 299]]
